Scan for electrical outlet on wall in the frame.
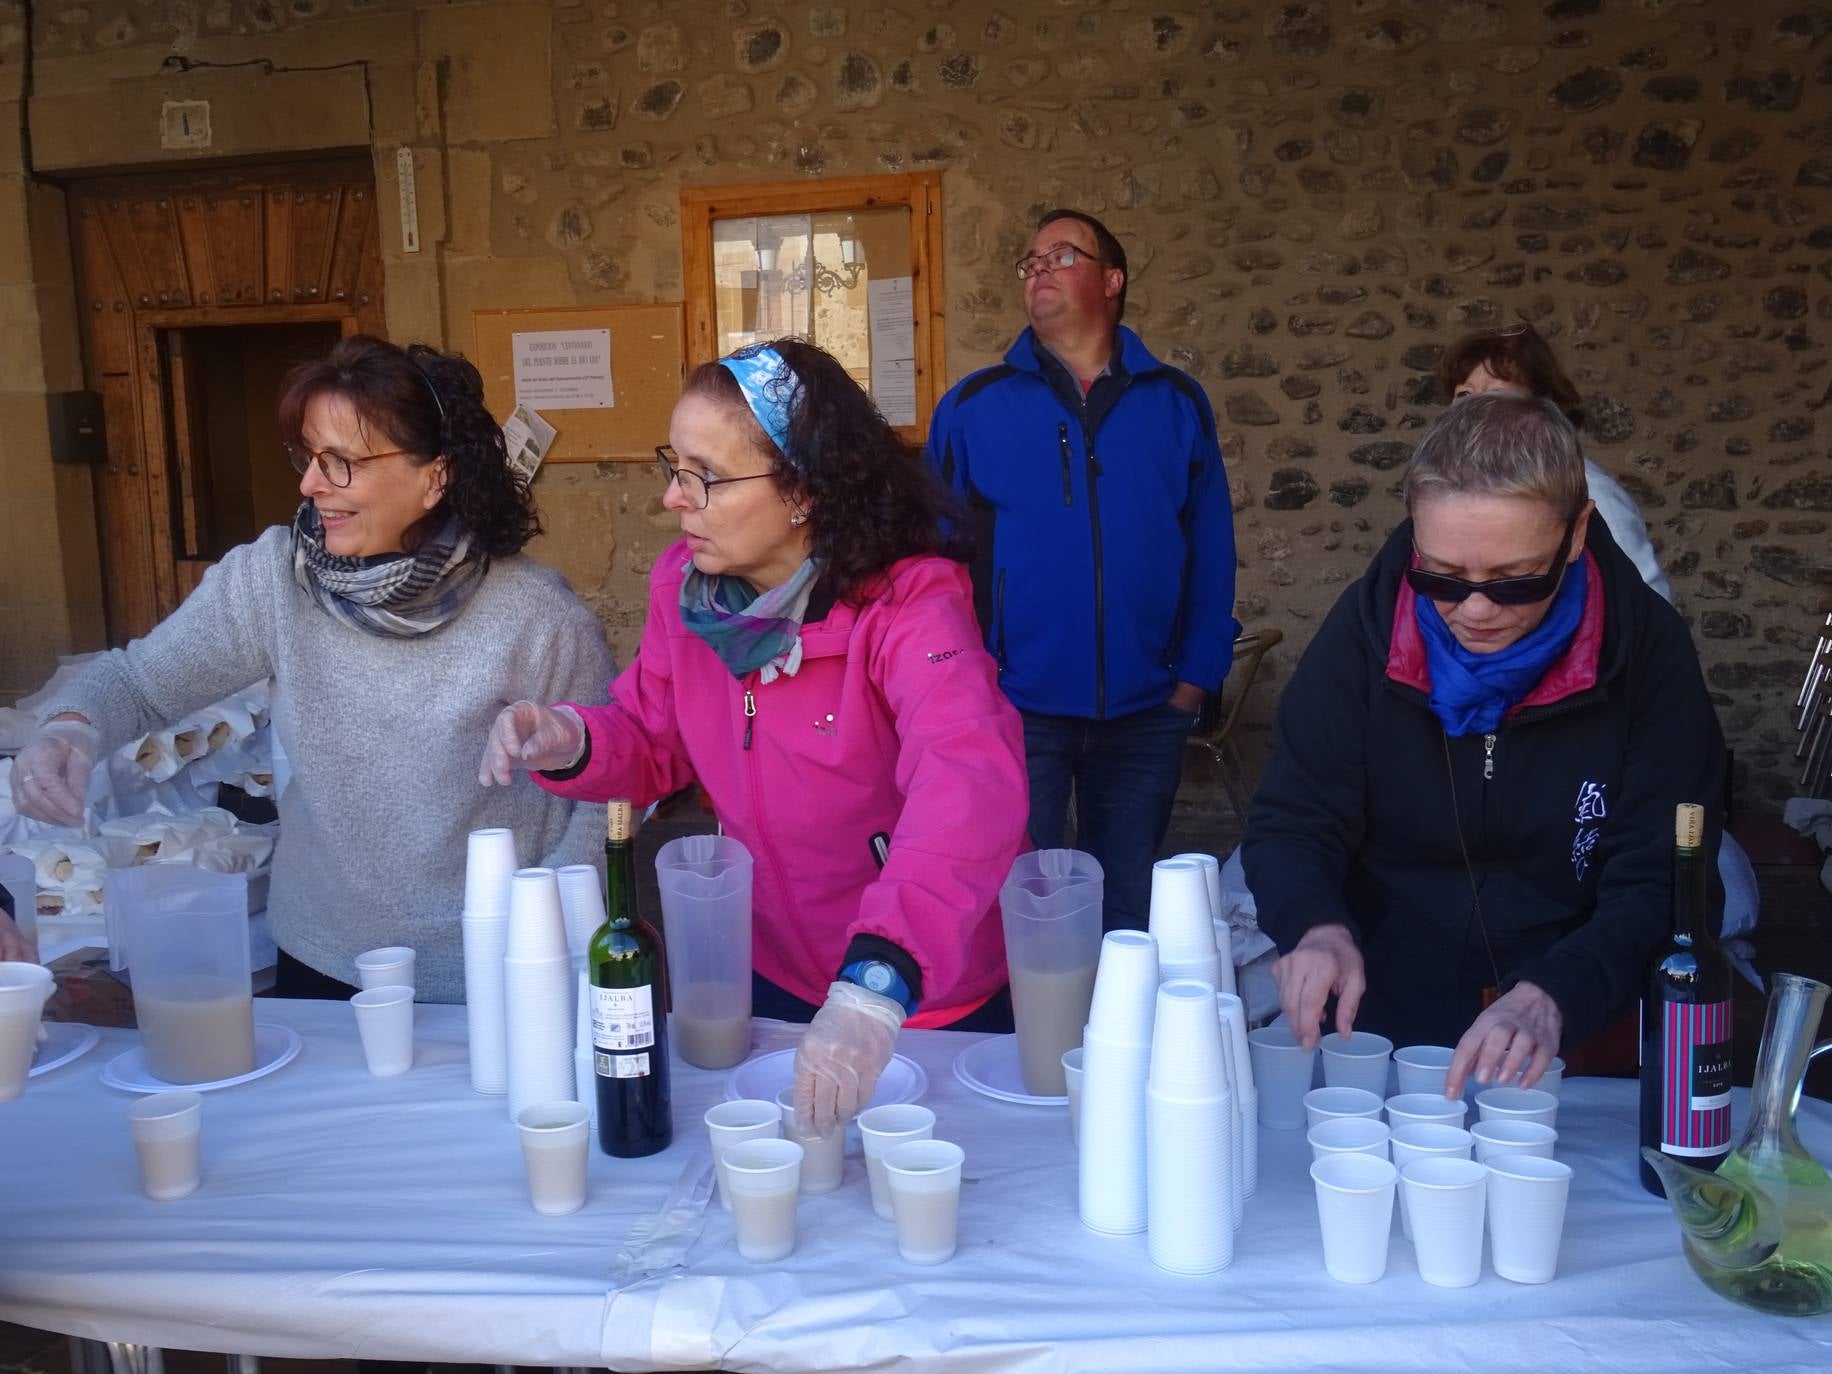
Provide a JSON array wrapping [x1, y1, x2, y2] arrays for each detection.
[[160, 101, 212, 151]]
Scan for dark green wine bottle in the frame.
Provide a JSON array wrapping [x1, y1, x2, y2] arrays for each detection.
[[590, 799, 672, 1157]]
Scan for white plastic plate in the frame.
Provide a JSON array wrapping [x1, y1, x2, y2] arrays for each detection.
[[952, 1033, 1068, 1106], [723, 1046, 927, 1110], [100, 1023, 301, 1094]]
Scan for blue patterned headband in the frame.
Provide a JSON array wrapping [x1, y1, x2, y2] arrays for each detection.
[[719, 345, 798, 460]]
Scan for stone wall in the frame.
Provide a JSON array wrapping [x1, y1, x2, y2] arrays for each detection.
[[4, 0, 1830, 810]]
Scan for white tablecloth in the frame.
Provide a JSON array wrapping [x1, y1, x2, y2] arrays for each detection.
[[2, 1001, 1829, 1372]]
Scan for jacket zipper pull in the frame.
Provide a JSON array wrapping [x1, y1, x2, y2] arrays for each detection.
[[743, 687, 757, 751], [1057, 423, 1073, 506], [1483, 733, 1496, 781]]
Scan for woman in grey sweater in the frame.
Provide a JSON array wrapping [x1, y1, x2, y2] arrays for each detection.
[[8, 337, 615, 1001]]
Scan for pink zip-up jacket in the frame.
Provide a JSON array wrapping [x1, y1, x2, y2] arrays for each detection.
[[537, 541, 1029, 1026]]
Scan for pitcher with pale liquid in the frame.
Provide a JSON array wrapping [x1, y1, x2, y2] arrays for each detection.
[[1642, 971, 1832, 1316], [106, 866, 254, 1085]]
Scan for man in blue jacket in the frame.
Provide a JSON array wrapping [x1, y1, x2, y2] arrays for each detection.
[[927, 209, 1238, 932]]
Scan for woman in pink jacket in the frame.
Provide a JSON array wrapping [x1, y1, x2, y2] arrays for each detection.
[[479, 339, 1029, 1132]]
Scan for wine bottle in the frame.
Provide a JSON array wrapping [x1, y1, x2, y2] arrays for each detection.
[[590, 799, 672, 1157], [1638, 802, 1733, 1196]]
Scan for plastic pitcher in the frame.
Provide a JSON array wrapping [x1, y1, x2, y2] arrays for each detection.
[[106, 866, 254, 1085], [655, 834, 754, 1069], [1001, 849, 1104, 1096]]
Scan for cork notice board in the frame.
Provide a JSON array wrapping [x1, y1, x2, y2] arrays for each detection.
[[472, 302, 685, 462]]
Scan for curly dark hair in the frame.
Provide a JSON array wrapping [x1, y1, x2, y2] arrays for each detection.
[[682, 338, 960, 603], [276, 335, 541, 557], [1435, 323, 1585, 430]]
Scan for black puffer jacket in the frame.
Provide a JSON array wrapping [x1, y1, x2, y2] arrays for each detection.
[[1242, 517, 1726, 1049]]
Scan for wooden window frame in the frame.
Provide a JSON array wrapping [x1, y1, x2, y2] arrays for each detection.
[[680, 171, 945, 445]]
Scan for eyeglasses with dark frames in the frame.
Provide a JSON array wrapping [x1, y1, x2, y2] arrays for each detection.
[[655, 445, 775, 510], [286, 444, 413, 488], [1406, 516, 1578, 607], [1014, 244, 1106, 281]]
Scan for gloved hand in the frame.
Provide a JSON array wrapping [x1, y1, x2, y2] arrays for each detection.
[[10, 717, 101, 829], [793, 979, 906, 1136], [477, 702, 586, 786]]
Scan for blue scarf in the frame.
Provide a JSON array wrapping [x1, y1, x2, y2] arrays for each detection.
[[1414, 555, 1590, 736], [680, 556, 822, 682]]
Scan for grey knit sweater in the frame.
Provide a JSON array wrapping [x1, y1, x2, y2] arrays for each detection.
[[43, 526, 616, 1002]]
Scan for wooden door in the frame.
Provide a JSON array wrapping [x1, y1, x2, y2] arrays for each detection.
[[69, 159, 385, 643]]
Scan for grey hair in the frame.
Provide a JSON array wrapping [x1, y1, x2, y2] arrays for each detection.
[[1403, 392, 1588, 522]]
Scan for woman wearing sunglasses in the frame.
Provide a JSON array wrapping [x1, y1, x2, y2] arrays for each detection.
[[1242, 392, 1724, 1097], [480, 338, 1028, 1135], [9, 335, 614, 999]]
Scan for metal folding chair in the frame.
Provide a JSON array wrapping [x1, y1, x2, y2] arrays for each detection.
[[1184, 628, 1284, 823]]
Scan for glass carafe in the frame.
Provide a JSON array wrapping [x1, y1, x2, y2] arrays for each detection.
[[1642, 972, 1832, 1316]]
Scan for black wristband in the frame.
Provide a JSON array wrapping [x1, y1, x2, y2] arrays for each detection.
[[537, 720, 593, 782]]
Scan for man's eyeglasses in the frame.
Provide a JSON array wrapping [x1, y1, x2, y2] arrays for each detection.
[[1406, 517, 1578, 607], [286, 444, 411, 488], [1015, 245, 1104, 281], [655, 445, 774, 510]]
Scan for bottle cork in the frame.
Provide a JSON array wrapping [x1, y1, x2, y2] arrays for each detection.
[[607, 799, 633, 843], [1675, 802, 1703, 849]]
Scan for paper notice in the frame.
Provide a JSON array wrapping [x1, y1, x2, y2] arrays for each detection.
[[867, 276, 918, 426], [512, 328, 615, 409], [502, 403, 557, 483]]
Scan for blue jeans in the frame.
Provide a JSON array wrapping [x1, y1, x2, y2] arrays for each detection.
[[1021, 702, 1194, 933]]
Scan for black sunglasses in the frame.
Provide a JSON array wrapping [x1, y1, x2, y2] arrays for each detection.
[[1406, 517, 1578, 607]]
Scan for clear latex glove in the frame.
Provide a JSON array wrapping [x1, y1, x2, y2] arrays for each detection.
[[10, 717, 100, 829], [793, 980, 906, 1136], [477, 702, 586, 786]]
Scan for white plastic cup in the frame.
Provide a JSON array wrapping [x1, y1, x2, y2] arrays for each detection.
[[1308, 1117, 1390, 1161], [1310, 1152, 1397, 1284], [127, 1091, 203, 1201], [859, 1103, 936, 1221], [1320, 1031, 1394, 1096], [462, 908, 510, 1095], [1475, 1086, 1559, 1130], [1170, 852, 1238, 996], [553, 864, 607, 963], [1402, 1157, 1487, 1288], [1238, 1083, 1261, 1196], [1149, 980, 1229, 1096], [1393, 1045, 1456, 1097], [464, 827, 520, 914], [1078, 1028, 1151, 1235], [1388, 1123, 1474, 1241], [722, 1137, 804, 1262], [1502, 1056, 1564, 1096], [1385, 1092, 1468, 1132], [1086, 930, 1161, 1045], [1062, 1045, 1084, 1148], [351, 985, 415, 1076], [1215, 994, 1254, 1101], [1303, 1085, 1384, 1129], [506, 868, 570, 962], [353, 946, 415, 992], [776, 1086, 844, 1194], [705, 1099, 782, 1212], [1147, 1086, 1235, 1275], [516, 1100, 590, 1216], [0, 962, 54, 1103], [884, 1138, 966, 1265], [1472, 1119, 1559, 1164], [1486, 1153, 1573, 1283], [1247, 1025, 1317, 1129]]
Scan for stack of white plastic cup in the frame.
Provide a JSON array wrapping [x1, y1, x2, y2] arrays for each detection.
[[461, 828, 518, 1095], [1401, 1157, 1487, 1288], [1215, 992, 1257, 1199], [1485, 1154, 1573, 1283], [1145, 980, 1235, 1274], [554, 864, 607, 962], [1147, 858, 1221, 987], [1168, 852, 1236, 996], [503, 868, 577, 1120], [1247, 1024, 1316, 1130], [1389, 1122, 1474, 1241], [1321, 1031, 1394, 1096], [572, 962, 595, 1122], [1310, 1152, 1397, 1283], [1078, 930, 1159, 1236]]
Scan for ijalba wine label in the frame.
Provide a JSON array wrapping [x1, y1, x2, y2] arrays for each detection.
[[591, 984, 655, 1050], [1662, 999, 1732, 1155]]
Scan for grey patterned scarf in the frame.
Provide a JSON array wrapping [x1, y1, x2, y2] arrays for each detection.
[[290, 501, 488, 639]]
